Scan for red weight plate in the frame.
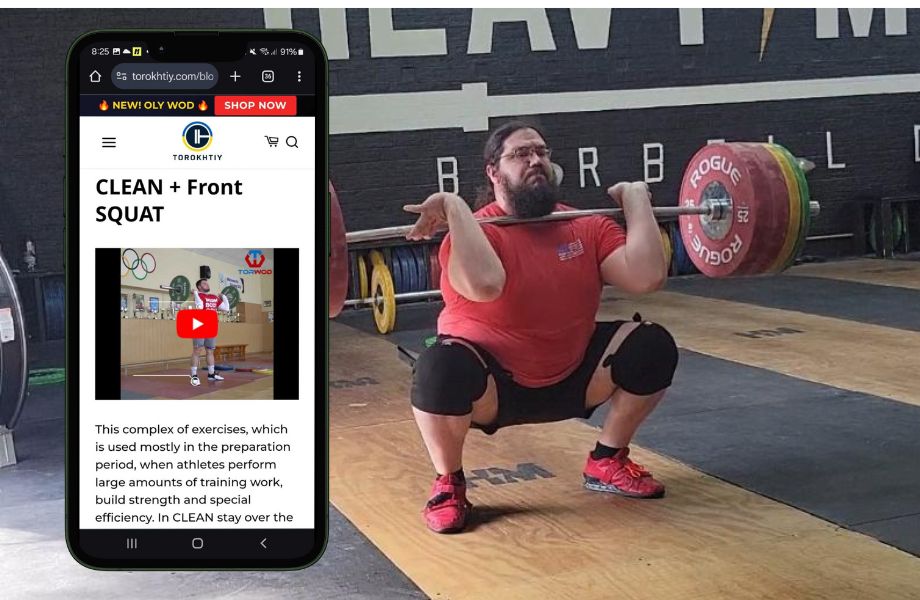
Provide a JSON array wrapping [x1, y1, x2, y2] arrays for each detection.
[[429, 246, 442, 290], [329, 182, 349, 317], [679, 144, 761, 277], [732, 143, 791, 276]]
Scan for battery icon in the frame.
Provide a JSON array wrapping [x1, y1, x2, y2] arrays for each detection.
[[297, 48, 304, 55]]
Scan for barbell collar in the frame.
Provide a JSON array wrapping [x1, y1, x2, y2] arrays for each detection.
[[345, 201, 820, 245]]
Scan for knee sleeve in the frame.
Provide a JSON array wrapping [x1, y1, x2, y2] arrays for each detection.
[[410, 342, 488, 415], [602, 322, 678, 396]]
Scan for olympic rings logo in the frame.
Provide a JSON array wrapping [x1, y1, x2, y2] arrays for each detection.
[[122, 249, 157, 280]]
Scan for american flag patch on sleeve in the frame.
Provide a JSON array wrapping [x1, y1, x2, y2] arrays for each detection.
[[557, 239, 585, 261]]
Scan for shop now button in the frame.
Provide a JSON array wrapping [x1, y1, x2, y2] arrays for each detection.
[[214, 96, 296, 115]]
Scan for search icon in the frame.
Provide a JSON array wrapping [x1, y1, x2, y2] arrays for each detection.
[[286, 136, 298, 148]]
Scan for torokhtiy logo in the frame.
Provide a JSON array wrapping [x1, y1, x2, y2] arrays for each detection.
[[182, 121, 213, 152], [240, 249, 272, 275]]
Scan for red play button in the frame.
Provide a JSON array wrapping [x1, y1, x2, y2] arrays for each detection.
[[177, 310, 218, 339]]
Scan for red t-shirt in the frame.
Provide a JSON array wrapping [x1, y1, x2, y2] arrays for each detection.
[[194, 290, 225, 311], [437, 202, 626, 387]]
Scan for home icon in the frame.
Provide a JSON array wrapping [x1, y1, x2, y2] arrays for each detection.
[[89, 70, 101, 83]]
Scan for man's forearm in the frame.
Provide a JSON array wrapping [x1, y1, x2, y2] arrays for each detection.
[[622, 195, 667, 289], [445, 197, 505, 300]]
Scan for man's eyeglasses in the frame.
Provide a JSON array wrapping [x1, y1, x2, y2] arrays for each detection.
[[500, 146, 552, 161]]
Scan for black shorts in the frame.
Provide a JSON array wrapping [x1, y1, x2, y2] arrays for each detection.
[[440, 320, 627, 435]]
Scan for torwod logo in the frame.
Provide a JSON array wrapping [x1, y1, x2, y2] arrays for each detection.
[[245, 250, 265, 268], [240, 249, 272, 275]]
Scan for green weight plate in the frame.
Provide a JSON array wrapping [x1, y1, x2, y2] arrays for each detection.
[[169, 275, 191, 302], [774, 145, 811, 270], [221, 286, 241, 309]]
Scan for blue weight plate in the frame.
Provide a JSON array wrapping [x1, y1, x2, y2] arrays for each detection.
[[406, 247, 418, 293], [388, 248, 402, 295], [670, 226, 683, 275], [408, 247, 420, 292], [413, 245, 428, 291], [399, 247, 412, 294]]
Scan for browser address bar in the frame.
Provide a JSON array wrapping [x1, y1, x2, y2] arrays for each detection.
[[111, 63, 219, 89]]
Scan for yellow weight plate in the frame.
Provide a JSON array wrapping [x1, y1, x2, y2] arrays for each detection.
[[763, 144, 801, 274], [659, 226, 672, 275], [369, 249, 386, 269], [357, 255, 369, 299], [253, 368, 273, 375], [370, 262, 397, 334], [773, 144, 812, 271]]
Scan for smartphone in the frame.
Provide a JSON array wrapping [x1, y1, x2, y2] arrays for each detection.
[[65, 30, 327, 569]]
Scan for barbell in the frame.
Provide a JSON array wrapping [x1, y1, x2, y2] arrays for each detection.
[[329, 142, 820, 322]]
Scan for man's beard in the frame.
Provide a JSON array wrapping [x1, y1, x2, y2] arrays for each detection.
[[503, 172, 559, 218]]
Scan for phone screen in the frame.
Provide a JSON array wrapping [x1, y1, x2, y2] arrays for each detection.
[[65, 31, 327, 569]]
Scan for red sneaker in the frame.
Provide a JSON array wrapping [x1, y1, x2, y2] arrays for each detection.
[[583, 447, 665, 498], [422, 473, 472, 533]]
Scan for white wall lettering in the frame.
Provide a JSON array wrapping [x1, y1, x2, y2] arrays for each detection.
[[579, 147, 601, 188], [826, 131, 846, 169], [644, 143, 665, 183], [369, 9, 447, 58], [437, 157, 460, 193], [816, 8, 907, 38], [468, 8, 556, 54]]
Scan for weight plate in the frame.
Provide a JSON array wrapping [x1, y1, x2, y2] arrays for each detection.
[[221, 286, 241, 309], [869, 210, 905, 253], [413, 245, 428, 291], [659, 226, 672, 276], [406, 246, 423, 292], [369, 249, 386, 268], [357, 255, 369, 299], [390, 247, 404, 295], [168, 275, 191, 302], [732, 143, 791, 277], [774, 145, 812, 270], [370, 262, 397, 334], [0, 251, 28, 430], [670, 218, 695, 275], [402, 247, 415, 293], [762, 144, 801, 273], [429, 247, 442, 289], [679, 143, 772, 277], [395, 247, 409, 293], [670, 226, 681, 275], [28, 368, 66, 387], [329, 182, 349, 318]]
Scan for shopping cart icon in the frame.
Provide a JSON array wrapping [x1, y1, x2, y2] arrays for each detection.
[[265, 136, 279, 147]]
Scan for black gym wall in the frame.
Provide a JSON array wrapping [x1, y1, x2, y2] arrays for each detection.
[[2, 8, 920, 276], [301, 8, 920, 257]]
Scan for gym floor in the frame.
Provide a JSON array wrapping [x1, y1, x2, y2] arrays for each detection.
[[4, 257, 920, 598]]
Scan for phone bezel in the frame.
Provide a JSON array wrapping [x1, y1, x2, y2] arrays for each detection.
[[64, 29, 329, 571]]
